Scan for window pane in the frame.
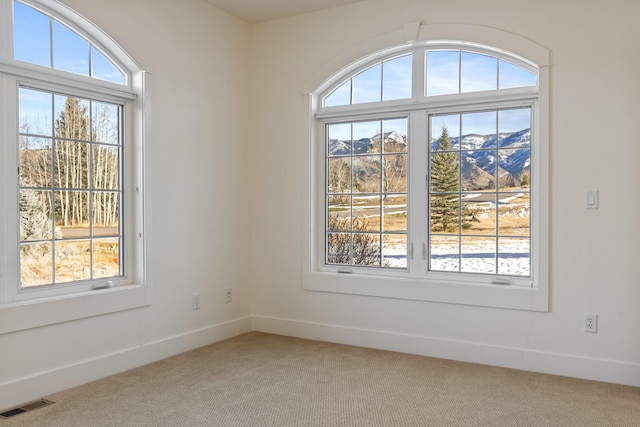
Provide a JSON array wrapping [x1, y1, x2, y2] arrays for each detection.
[[461, 52, 497, 93], [52, 20, 89, 76], [55, 240, 91, 283], [498, 108, 531, 136], [430, 235, 459, 272], [462, 193, 496, 235], [93, 238, 120, 279], [430, 194, 460, 233], [325, 117, 408, 270], [499, 60, 536, 89], [461, 150, 496, 191], [13, 1, 51, 67], [13, 2, 126, 85], [383, 234, 406, 268], [20, 242, 53, 287], [426, 50, 459, 96], [382, 195, 406, 232], [92, 101, 120, 144], [327, 232, 350, 264], [327, 123, 352, 155], [430, 146, 459, 190], [461, 236, 496, 274], [54, 141, 90, 189], [428, 107, 533, 278], [93, 192, 119, 228], [353, 195, 380, 232], [382, 54, 412, 101], [327, 158, 351, 193], [19, 88, 53, 136], [324, 80, 351, 107], [382, 118, 407, 153], [92, 145, 120, 190], [497, 192, 529, 237], [353, 156, 381, 193], [19, 87, 124, 287], [353, 121, 380, 153], [20, 136, 52, 187], [20, 189, 52, 241], [352, 233, 380, 266], [327, 197, 351, 231], [91, 46, 125, 84], [497, 238, 530, 276], [54, 191, 89, 234], [54, 95, 90, 141], [383, 154, 407, 193], [462, 111, 497, 140], [353, 64, 381, 104]]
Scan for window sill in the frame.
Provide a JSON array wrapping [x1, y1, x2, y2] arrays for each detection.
[[0, 284, 150, 335], [303, 270, 548, 312]]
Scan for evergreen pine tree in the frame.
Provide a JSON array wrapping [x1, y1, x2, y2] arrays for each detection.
[[430, 126, 460, 232]]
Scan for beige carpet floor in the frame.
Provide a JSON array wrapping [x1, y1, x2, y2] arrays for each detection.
[[3, 332, 640, 426]]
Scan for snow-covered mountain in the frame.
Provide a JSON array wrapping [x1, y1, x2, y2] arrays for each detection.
[[329, 131, 407, 156], [328, 128, 530, 189]]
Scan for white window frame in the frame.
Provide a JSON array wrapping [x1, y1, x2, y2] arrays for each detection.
[[303, 24, 549, 311], [0, 0, 151, 334]]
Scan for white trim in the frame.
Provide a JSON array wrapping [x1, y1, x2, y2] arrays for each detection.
[[304, 23, 549, 95], [252, 315, 640, 388], [0, 62, 137, 100], [303, 23, 549, 312], [16, 0, 141, 85], [0, 284, 148, 334], [0, 0, 152, 328], [4, 316, 637, 411], [0, 316, 252, 411]]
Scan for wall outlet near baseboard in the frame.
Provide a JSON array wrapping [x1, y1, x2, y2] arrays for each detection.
[[584, 313, 598, 333], [225, 288, 232, 304]]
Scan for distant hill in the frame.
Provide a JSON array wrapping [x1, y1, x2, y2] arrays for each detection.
[[329, 128, 530, 190]]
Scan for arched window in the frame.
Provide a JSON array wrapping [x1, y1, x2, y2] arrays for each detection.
[[303, 24, 549, 311], [0, 0, 149, 332]]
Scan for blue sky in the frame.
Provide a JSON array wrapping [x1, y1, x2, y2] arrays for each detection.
[[431, 108, 531, 139], [13, 1, 124, 84], [324, 48, 535, 141]]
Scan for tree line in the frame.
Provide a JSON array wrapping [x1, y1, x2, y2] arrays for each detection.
[[20, 96, 120, 241]]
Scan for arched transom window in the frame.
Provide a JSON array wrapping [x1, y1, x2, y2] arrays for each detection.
[[0, 0, 149, 330], [304, 27, 549, 311]]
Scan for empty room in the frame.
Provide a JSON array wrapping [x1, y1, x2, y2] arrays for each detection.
[[1, 0, 639, 425]]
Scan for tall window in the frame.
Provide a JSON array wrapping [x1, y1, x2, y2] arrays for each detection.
[[1, 0, 147, 318], [305, 28, 549, 311], [19, 87, 123, 287]]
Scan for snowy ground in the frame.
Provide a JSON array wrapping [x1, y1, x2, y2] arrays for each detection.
[[383, 238, 530, 276]]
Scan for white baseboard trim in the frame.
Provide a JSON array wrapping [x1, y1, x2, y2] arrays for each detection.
[[252, 315, 640, 387], [1, 316, 252, 411], [4, 314, 637, 412]]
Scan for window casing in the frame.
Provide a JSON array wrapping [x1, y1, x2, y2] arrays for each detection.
[[303, 26, 549, 311], [0, 0, 149, 333]]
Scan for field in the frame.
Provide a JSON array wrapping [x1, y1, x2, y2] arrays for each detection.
[[20, 232, 120, 288], [329, 190, 531, 276]]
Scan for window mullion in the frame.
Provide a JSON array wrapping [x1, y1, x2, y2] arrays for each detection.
[[0, 0, 13, 63], [412, 47, 424, 100], [0, 74, 20, 302], [407, 110, 426, 275]]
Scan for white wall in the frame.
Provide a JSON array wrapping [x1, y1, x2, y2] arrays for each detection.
[[250, 0, 640, 386], [3, 0, 640, 411], [0, 0, 253, 409]]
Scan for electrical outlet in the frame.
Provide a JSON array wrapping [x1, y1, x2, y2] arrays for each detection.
[[584, 313, 598, 333], [192, 293, 200, 310], [225, 288, 232, 304]]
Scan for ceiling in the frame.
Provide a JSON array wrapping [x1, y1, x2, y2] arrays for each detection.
[[201, 0, 365, 24]]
